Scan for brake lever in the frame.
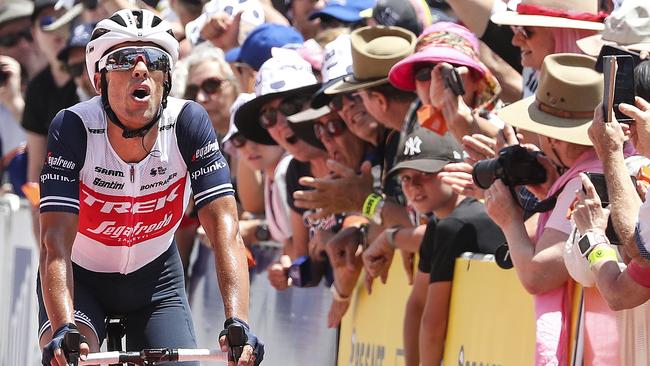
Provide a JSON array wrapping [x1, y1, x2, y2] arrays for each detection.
[[62, 330, 81, 366], [227, 324, 246, 363]]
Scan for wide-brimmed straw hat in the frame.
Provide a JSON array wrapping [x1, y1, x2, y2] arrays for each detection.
[[325, 26, 417, 95], [491, 0, 606, 31], [576, 0, 650, 56], [497, 53, 602, 146]]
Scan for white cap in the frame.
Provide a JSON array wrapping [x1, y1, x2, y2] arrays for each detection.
[[321, 34, 353, 83], [254, 48, 318, 97], [185, 0, 265, 46], [223, 92, 256, 143]]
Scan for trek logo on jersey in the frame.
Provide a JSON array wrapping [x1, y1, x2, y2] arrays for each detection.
[[46, 152, 76, 170], [88, 128, 105, 134], [191, 139, 219, 161], [159, 123, 175, 131], [95, 166, 124, 177], [191, 160, 226, 180], [78, 177, 186, 247], [83, 184, 179, 213]]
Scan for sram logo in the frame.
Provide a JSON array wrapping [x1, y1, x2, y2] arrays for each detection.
[[83, 185, 179, 213], [191, 139, 219, 161]]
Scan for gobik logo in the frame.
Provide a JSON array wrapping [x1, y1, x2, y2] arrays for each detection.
[[78, 177, 186, 247]]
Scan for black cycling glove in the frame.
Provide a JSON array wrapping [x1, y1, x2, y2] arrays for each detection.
[[219, 317, 264, 365]]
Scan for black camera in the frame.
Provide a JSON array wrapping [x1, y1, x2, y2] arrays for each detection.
[[472, 145, 547, 189]]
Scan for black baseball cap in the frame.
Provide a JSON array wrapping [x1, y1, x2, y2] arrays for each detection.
[[388, 123, 463, 177]]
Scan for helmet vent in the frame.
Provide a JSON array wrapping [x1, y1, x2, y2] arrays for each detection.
[[132, 10, 143, 28], [108, 14, 127, 27], [90, 28, 111, 41]]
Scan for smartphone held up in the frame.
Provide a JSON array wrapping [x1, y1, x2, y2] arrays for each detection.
[[600, 54, 635, 123]]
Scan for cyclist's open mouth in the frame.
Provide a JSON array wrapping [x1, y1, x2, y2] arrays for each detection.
[[131, 86, 151, 102]]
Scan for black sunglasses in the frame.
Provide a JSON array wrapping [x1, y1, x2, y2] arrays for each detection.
[[260, 96, 310, 129], [314, 119, 346, 140], [184, 77, 225, 100], [414, 64, 435, 82], [65, 62, 86, 78], [0, 29, 33, 47], [230, 132, 247, 148], [329, 92, 362, 112]]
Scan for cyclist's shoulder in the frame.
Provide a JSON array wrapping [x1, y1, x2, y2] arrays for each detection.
[[168, 98, 208, 126], [53, 97, 104, 131]]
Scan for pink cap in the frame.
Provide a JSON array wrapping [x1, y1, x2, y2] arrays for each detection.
[[389, 22, 489, 91]]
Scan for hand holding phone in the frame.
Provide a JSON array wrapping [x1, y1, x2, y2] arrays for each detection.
[[440, 66, 466, 96], [601, 55, 635, 123]]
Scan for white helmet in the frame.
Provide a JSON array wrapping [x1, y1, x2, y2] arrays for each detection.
[[86, 9, 179, 88]]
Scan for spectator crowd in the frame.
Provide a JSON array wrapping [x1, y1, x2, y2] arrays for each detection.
[[4, 0, 650, 364]]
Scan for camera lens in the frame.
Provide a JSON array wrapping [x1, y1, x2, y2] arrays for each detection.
[[472, 158, 501, 189]]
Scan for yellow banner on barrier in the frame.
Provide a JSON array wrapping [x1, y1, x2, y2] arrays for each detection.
[[443, 256, 536, 366], [337, 253, 411, 366]]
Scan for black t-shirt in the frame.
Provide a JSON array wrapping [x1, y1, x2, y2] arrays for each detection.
[[480, 21, 523, 74], [285, 157, 313, 215], [418, 216, 437, 274], [22, 67, 78, 136], [420, 198, 505, 283]]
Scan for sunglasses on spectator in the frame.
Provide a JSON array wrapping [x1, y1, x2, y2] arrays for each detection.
[[98, 46, 170, 73], [229, 132, 247, 148], [414, 64, 435, 82], [0, 29, 33, 47], [511, 25, 534, 39], [65, 62, 86, 78], [184, 77, 226, 100], [260, 96, 310, 128], [329, 92, 362, 112], [314, 118, 346, 139]]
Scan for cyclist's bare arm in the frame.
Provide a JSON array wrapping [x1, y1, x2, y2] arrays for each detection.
[[40, 211, 79, 334], [197, 195, 250, 322]]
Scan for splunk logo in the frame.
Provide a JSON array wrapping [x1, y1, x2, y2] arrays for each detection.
[[191, 139, 219, 161], [191, 160, 226, 180], [46, 152, 76, 170]]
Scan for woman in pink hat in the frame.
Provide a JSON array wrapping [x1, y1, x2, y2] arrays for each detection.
[[389, 22, 503, 144]]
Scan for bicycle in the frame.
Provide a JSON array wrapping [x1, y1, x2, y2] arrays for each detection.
[[61, 316, 246, 365]]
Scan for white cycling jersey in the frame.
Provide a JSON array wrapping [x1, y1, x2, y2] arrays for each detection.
[[40, 96, 234, 274]]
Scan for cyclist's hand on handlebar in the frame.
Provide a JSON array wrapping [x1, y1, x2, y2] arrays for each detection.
[[42, 323, 89, 366], [218, 317, 264, 366]]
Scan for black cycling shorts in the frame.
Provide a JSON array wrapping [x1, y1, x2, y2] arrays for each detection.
[[37, 244, 199, 365]]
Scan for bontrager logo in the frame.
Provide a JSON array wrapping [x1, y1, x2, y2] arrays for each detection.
[[83, 185, 179, 214], [95, 166, 124, 177], [141, 172, 178, 191], [47, 153, 76, 170], [191, 139, 219, 161], [403, 136, 422, 156], [191, 161, 226, 180]]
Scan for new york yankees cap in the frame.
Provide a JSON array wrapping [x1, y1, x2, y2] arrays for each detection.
[[388, 122, 463, 177]]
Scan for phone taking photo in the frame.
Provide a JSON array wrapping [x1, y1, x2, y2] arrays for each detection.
[[601, 55, 635, 123], [440, 66, 465, 96]]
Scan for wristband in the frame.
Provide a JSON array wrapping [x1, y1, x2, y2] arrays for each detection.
[[587, 244, 618, 267], [362, 193, 383, 221], [626, 259, 650, 288], [331, 285, 351, 303], [385, 225, 402, 249]]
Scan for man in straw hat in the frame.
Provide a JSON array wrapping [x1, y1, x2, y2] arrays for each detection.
[[481, 53, 621, 365], [294, 25, 419, 229]]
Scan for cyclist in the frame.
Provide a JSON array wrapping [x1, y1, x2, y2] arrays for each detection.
[[37, 9, 263, 366]]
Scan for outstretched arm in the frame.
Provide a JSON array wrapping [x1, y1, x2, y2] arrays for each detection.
[[198, 195, 250, 321]]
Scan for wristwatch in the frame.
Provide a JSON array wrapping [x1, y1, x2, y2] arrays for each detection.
[[385, 225, 402, 249], [577, 231, 609, 257], [255, 223, 270, 242]]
